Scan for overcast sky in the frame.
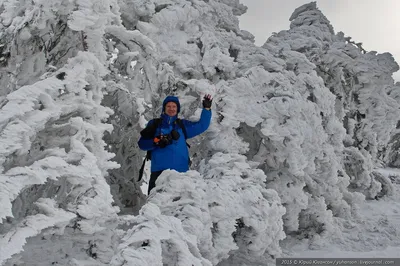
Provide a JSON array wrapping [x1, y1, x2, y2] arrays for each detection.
[[239, 0, 400, 81]]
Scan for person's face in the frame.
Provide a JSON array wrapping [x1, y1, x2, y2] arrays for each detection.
[[165, 102, 178, 116]]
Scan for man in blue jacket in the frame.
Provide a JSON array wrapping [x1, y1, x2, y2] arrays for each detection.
[[138, 95, 212, 194]]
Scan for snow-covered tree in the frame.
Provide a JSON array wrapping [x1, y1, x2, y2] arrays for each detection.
[[110, 0, 287, 264], [0, 0, 124, 263], [2, 0, 400, 265], [265, 2, 400, 199], [1, 0, 284, 264], [113, 0, 357, 257], [383, 82, 400, 168], [111, 159, 284, 266]]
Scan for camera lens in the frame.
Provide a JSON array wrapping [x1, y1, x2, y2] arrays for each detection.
[[171, 130, 180, 140]]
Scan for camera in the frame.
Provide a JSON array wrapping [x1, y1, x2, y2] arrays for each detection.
[[170, 130, 180, 140]]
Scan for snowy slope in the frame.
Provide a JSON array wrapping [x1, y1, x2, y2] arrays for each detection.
[[283, 169, 400, 259]]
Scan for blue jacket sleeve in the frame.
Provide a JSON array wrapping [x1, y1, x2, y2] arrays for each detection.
[[183, 109, 212, 139], [138, 138, 155, 151], [138, 120, 156, 151]]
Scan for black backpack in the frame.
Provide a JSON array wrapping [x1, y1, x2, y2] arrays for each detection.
[[138, 118, 190, 181]]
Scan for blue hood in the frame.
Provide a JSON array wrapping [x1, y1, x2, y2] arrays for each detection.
[[162, 96, 180, 114]]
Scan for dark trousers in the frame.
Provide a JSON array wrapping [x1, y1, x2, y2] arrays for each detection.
[[148, 170, 163, 195]]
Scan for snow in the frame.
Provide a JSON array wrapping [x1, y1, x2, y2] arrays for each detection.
[[1, 0, 400, 265], [113, 166, 284, 265], [283, 181, 400, 259], [0, 199, 76, 263]]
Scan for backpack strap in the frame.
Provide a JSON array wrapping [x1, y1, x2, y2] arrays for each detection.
[[138, 157, 147, 182], [175, 118, 190, 148]]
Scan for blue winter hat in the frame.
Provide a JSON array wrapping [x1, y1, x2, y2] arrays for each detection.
[[162, 96, 180, 113]]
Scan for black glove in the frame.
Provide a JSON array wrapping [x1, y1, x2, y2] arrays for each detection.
[[170, 130, 180, 140], [202, 94, 213, 109], [154, 135, 172, 148]]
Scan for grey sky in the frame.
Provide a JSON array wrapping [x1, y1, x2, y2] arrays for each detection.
[[239, 0, 400, 81]]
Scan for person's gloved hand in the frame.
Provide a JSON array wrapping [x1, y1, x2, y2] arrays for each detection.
[[153, 135, 171, 148], [202, 94, 213, 109]]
